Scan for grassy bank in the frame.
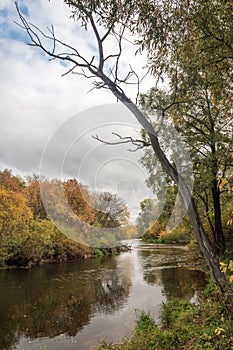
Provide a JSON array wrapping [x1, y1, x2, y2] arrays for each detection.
[[98, 283, 233, 350]]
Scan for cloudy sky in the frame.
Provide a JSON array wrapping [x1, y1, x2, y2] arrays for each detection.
[[0, 0, 162, 221]]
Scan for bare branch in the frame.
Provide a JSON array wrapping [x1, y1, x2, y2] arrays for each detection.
[[72, 68, 96, 79], [61, 64, 77, 77], [104, 53, 120, 63], [15, 1, 157, 135], [101, 22, 115, 43], [15, 2, 97, 75], [47, 24, 56, 54], [92, 132, 151, 152], [154, 100, 181, 135], [130, 65, 140, 104]]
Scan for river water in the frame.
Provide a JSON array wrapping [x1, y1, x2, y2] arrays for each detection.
[[0, 240, 206, 350]]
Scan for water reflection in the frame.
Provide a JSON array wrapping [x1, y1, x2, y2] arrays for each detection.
[[137, 244, 206, 299], [0, 257, 131, 349], [0, 242, 206, 350]]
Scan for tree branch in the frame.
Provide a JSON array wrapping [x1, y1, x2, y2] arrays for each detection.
[[15, 2, 97, 77], [92, 133, 151, 152]]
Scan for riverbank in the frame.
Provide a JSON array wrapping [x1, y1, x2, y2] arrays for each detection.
[[0, 170, 134, 271], [0, 231, 130, 271], [98, 282, 233, 350]]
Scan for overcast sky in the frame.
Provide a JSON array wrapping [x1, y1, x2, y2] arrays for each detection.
[[0, 0, 163, 221]]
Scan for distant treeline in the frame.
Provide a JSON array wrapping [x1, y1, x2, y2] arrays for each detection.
[[136, 185, 233, 246]]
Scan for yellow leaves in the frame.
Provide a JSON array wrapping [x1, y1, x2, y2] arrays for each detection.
[[218, 176, 233, 193], [226, 209, 233, 225], [214, 327, 225, 336], [220, 260, 233, 285], [227, 216, 233, 226], [158, 229, 169, 239], [218, 177, 227, 191], [0, 188, 33, 237], [220, 261, 227, 274]]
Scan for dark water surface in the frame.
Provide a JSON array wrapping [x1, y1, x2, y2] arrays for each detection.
[[0, 241, 206, 350]]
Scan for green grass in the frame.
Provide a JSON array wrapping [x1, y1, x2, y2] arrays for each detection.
[[97, 284, 233, 350], [92, 247, 104, 257]]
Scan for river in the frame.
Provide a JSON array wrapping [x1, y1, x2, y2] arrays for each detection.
[[0, 240, 206, 350]]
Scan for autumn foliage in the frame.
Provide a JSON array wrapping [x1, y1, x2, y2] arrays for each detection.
[[0, 169, 131, 268]]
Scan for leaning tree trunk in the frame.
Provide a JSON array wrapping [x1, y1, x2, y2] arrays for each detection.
[[99, 72, 233, 300], [148, 134, 231, 293]]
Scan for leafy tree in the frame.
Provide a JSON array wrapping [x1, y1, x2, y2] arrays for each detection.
[[136, 198, 159, 235], [25, 220, 92, 265], [63, 178, 96, 224], [140, 79, 233, 252], [139, 187, 177, 238], [136, 0, 233, 253], [0, 169, 25, 192], [15, 0, 233, 302], [138, 187, 193, 244], [26, 175, 48, 220], [123, 223, 137, 239], [0, 188, 32, 265], [0, 174, 95, 266], [132, 0, 233, 82]]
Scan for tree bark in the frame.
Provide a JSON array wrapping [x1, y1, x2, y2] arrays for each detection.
[[209, 116, 225, 252], [212, 178, 225, 252], [197, 192, 216, 241]]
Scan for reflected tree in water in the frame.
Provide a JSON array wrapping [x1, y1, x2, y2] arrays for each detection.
[[0, 258, 131, 349], [138, 247, 206, 300]]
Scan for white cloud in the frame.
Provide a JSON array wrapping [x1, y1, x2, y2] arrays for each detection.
[[0, 0, 157, 220]]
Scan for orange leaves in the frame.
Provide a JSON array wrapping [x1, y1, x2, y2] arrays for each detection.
[[63, 179, 95, 224], [0, 169, 25, 192], [218, 177, 227, 191], [218, 176, 233, 193], [0, 169, 130, 247], [26, 176, 47, 220]]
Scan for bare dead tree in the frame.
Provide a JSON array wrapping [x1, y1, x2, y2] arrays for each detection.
[[15, 1, 233, 304]]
